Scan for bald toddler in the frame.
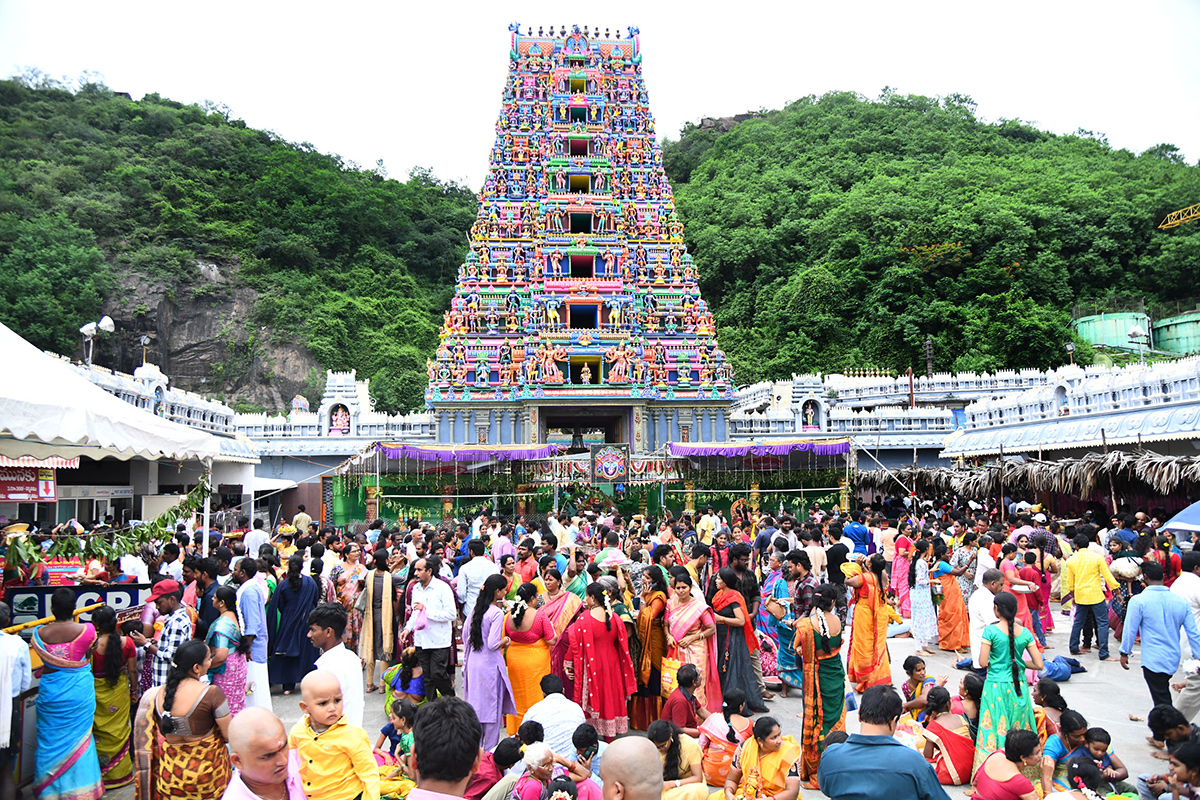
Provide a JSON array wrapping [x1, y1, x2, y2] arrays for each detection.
[[288, 670, 380, 800]]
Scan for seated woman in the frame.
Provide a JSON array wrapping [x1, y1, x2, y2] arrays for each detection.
[[972, 729, 1040, 800], [1041, 710, 1089, 795], [900, 655, 945, 723], [951, 673, 984, 743], [721, 717, 802, 800], [647, 721, 708, 800], [918, 687, 974, 785], [697, 688, 752, 787]]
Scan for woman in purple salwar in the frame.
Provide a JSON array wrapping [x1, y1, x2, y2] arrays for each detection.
[[464, 573, 517, 749]]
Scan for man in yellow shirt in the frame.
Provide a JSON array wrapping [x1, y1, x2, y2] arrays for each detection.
[[697, 507, 718, 546], [292, 505, 313, 535], [1061, 532, 1119, 660]]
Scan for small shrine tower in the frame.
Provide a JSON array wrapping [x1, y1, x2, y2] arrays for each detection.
[[426, 24, 735, 454]]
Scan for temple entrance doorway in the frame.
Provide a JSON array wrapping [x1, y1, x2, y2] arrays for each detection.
[[541, 407, 629, 453]]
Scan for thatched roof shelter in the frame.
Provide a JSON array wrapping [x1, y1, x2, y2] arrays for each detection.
[[855, 450, 1200, 501]]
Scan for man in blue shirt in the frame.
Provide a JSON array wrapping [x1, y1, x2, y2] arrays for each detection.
[[817, 685, 951, 800], [233, 557, 271, 710], [1120, 560, 1200, 716], [842, 511, 872, 556]]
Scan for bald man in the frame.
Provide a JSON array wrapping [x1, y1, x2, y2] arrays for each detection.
[[598, 737, 661, 800], [222, 707, 306, 800]]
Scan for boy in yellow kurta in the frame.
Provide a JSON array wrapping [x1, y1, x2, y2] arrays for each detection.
[[289, 670, 381, 800]]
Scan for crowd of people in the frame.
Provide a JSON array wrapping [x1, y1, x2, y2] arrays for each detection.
[[4, 498, 1200, 800]]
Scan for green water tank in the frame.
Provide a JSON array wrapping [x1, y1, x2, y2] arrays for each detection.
[[1073, 312, 1152, 350], [1153, 311, 1200, 355]]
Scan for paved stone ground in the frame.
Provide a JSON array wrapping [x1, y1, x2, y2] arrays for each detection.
[[100, 615, 1165, 800]]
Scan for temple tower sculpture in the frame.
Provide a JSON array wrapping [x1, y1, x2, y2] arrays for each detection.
[[426, 24, 734, 453]]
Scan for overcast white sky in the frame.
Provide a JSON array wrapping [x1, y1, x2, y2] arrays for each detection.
[[2, 0, 1198, 189]]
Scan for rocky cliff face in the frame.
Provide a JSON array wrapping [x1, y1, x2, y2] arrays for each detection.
[[93, 258, 320, 411]]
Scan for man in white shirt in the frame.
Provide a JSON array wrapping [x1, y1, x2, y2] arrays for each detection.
[[523, 675, 585, 757], [307, 602, 365, 729], [410, 556, 457, 700], [1172, 551, 1200, 721], [456, 539, 499, 617], [0, 600, 33, 793], [243, 519, 270, 558], [967, 569, 1004, 669], [974, 535, 997, 589]]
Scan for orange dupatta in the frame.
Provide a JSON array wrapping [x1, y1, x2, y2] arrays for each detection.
[[936, 573, 970, 651], [712, 588, 758, 654], [843, 563, 890, 691]]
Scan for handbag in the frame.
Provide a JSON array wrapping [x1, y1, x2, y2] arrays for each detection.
[[660, 655, 683, 699], [764, 595, 787, 621]]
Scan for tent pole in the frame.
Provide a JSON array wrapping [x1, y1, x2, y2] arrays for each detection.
[[202, 458, 213, 558]]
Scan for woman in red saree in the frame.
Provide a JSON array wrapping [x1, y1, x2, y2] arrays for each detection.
[[666, 575, 720, 713], [564, 583, 638, 740], [540, 568, 583, 696], [844, 556, 892, 693], [918, 686, 974, 785]]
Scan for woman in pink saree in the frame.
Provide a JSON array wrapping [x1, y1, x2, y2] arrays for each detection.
[[666, 574, 721, 713], [891, 529, 915, 618], [540, 568, 584, 696]]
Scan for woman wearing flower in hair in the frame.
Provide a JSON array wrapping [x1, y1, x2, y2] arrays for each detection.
[[504, 582, 557, 735], [971, 591, 1043, 779], [133, 640, 232, 800], [564, 583, 638, 739], [792, 583, 845, 787]]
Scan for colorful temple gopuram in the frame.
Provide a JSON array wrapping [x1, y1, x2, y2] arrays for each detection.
[[426, 24, 735, 453]]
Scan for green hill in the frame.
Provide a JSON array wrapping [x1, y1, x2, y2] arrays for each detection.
[[663, 91, 1200, 382], [0, 77, 475, 413]]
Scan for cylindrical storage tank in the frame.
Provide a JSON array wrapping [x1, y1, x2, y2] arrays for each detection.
[[1073, 312, 1152, 350], [1152, 311, 1200, 355]]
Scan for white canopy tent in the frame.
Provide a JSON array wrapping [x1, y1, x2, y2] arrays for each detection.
[[0, 322, 221, 462]]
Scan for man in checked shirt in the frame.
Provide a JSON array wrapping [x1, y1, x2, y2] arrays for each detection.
[[144, 579, 192, 687]]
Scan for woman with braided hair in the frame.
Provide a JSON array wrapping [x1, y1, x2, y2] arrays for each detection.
[[972, 591, 1044, 779], [504, 581, 557, 734], [564, 582, 638, 740], [793, 583, 845, 787], [132, 639, 232, 800]]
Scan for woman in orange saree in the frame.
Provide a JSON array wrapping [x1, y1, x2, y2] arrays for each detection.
[[933, 555, 970, 653], [666, 575, 720, 713], [632, 567, 669, 729], [843, 555, 892, 694]]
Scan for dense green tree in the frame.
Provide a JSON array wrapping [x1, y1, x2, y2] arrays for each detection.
[[664, 91, 1200, 379]]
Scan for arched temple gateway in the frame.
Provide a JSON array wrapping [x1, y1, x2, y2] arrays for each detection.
[[426, 24, 735, 453]]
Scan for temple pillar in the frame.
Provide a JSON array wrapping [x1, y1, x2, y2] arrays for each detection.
[[684, 480, 695, 514], [750, 481, 761, 513], [839, 476, 850, 515]]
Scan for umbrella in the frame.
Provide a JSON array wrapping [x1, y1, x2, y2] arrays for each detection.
[[1163, 500, 1200, 534]]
